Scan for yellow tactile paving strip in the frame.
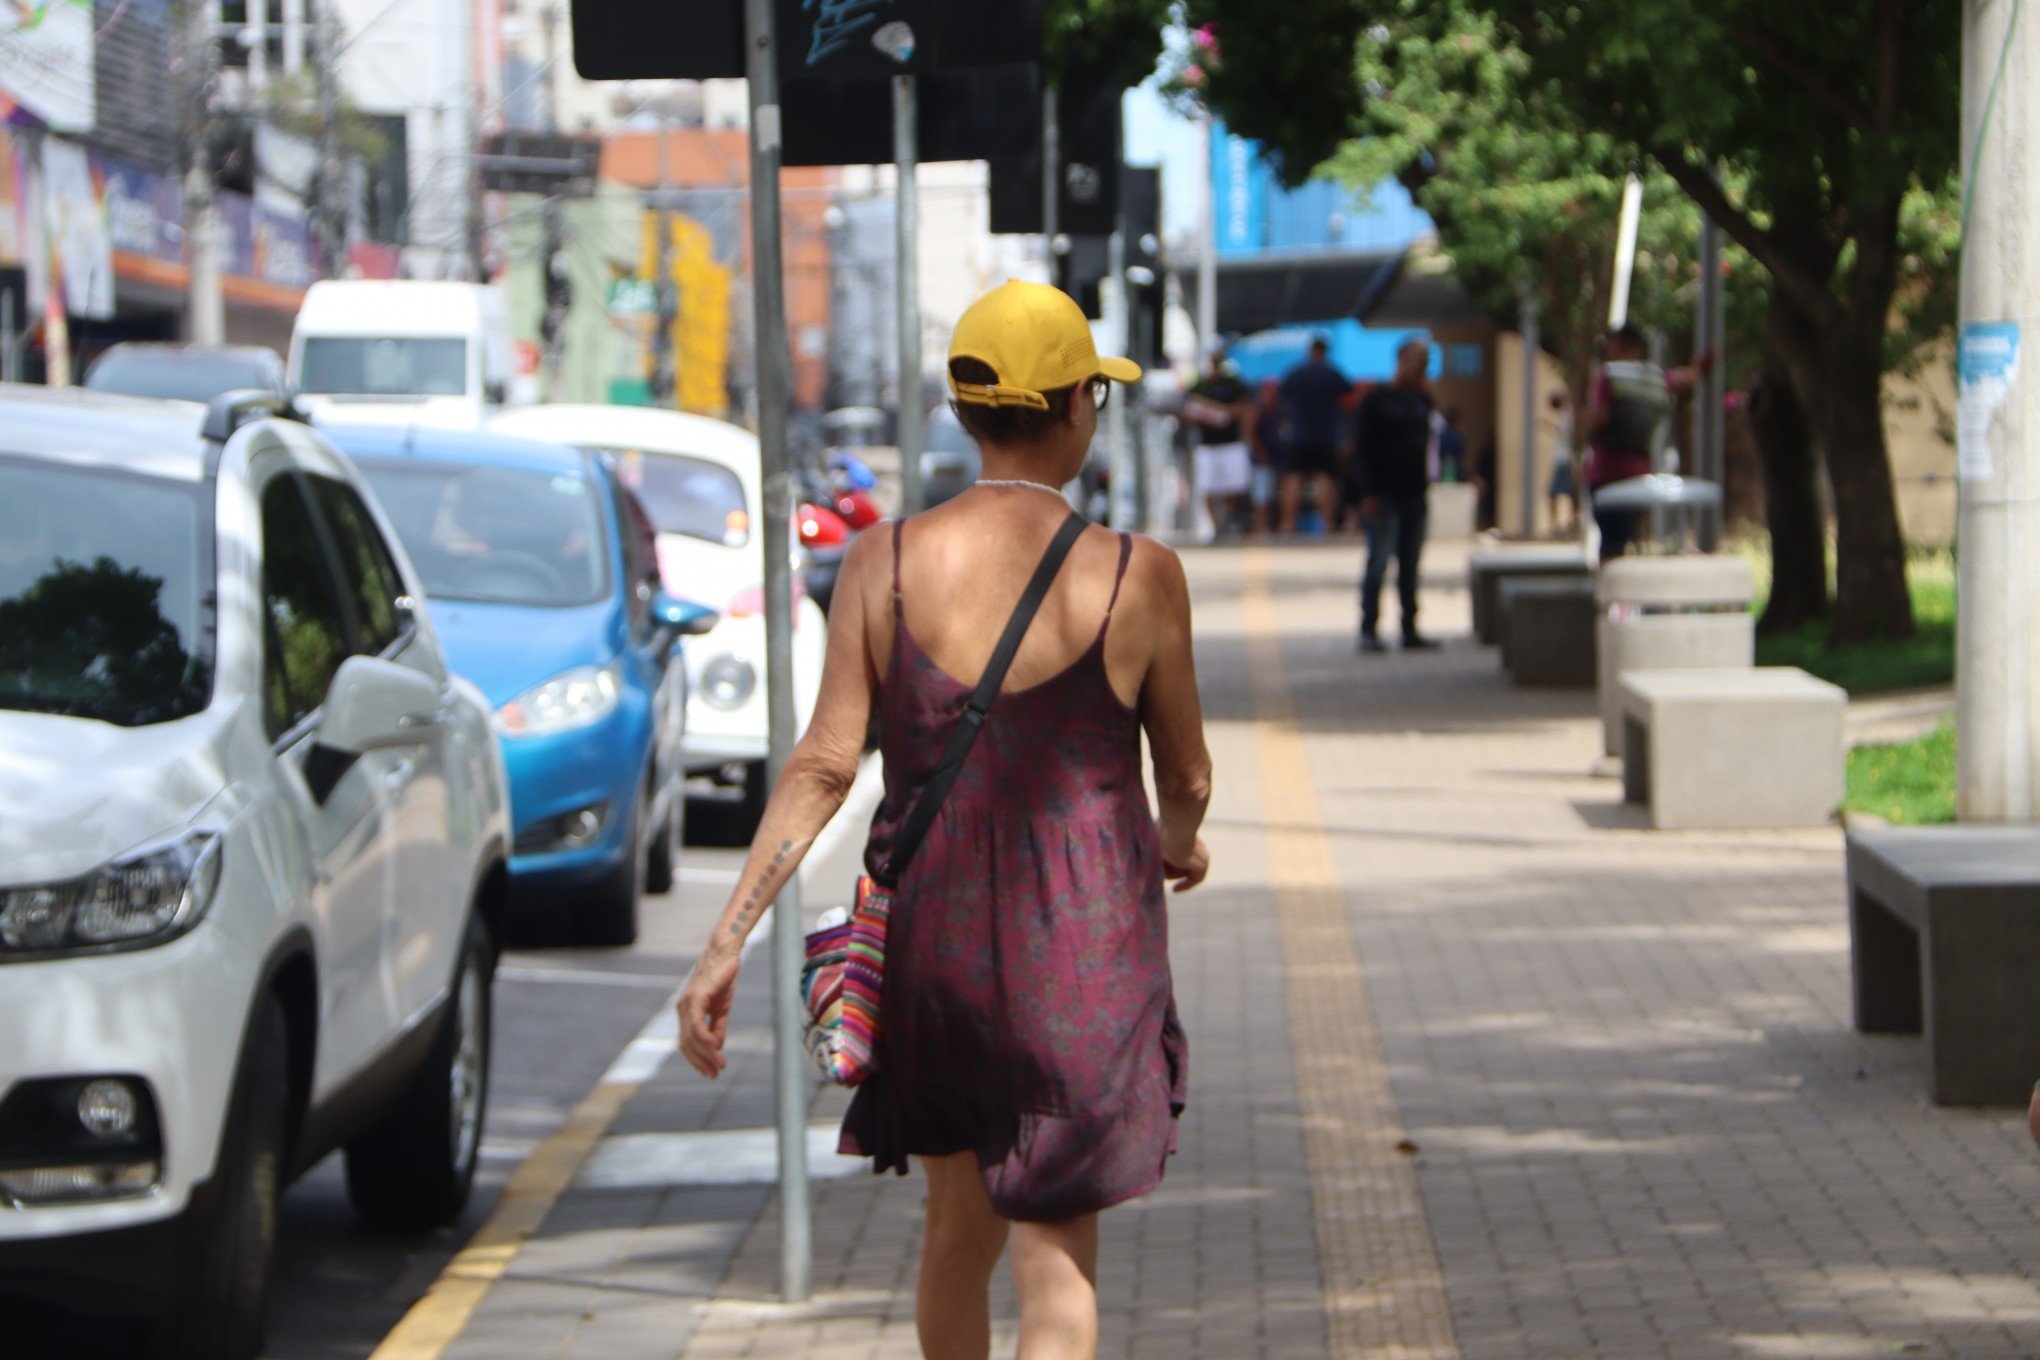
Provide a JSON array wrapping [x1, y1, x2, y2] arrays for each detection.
[[1241, 547, 1461, 1360]]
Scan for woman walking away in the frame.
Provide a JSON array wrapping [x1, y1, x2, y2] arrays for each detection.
[[676, 279, 1214, 1360]]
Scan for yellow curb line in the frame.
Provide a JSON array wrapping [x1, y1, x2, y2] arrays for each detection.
[[365, 1077, 639, 1360], [1242, 547, 1463, 1360]]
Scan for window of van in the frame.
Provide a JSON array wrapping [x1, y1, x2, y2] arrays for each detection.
[[299, 337, 468, 396]]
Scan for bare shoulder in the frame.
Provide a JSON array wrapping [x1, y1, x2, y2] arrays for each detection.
[[1123, 533, 1190, 599]]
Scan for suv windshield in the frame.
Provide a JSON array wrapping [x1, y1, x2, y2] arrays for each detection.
[[0, 458, 214, 726], [299, 337, 468, 397], [358, 461, 611, 607], [599, 446, 750, 547]]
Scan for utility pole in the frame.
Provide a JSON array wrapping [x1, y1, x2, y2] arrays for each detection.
[[1041, 85, 1058, 275], [892, 74, 923, 513], [740, 0, 811, 1304], [1956, 0, 2039, 821], [650, 113, 675, 407], [185, 0, 226, 347], [1196, 110, 1217, 353], [1105, 225, 1130, 528], [538, 4, 566, 400], [313, 0, 346, 278]]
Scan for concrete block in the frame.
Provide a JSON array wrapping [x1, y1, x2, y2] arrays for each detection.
[[1847, 825, 2040, 1105], [1502, 578, 1598, 687], [1468, 546, 1593, 645], [1598, 613, 1754, 756], [1595, 553, 1755, 609], [1429, 481, 1479, 541], [1618, 667, 1845, 829]]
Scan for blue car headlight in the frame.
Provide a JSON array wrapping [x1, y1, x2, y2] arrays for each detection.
[[496, 662, 622, 738]]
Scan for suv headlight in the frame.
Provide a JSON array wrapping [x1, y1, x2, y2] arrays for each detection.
[[496, 662, 623, 738], [0, 833, 223, 961]]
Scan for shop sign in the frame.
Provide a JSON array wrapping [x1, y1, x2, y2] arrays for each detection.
[[0, 0, 95, 133]]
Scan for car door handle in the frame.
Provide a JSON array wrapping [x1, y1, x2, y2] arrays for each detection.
[[385, 756, 421, 793]]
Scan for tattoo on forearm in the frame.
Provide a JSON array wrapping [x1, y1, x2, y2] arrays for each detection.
[[728, 840, 794, 936]]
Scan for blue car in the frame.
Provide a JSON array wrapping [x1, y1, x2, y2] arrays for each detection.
[[328, 425, 717, 945]]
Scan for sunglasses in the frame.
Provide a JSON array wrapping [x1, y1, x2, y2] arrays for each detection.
[[1088, 376, 1112, 411]]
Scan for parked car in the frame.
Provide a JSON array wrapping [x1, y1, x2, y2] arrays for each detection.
[[326, 424, 715, 945], [487, 405, 826, 833], [81, 342, 289, 405], [0, 387, 511, 1359]]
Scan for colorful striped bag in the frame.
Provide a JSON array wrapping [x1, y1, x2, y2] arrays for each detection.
[[800, 877, 891, 1084], [798, 510, 1088, 1088]]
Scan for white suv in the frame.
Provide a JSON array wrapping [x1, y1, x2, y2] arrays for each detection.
[[0, 387, 511, 1358]]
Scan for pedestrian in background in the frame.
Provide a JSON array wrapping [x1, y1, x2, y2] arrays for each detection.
[[1584, 324, 1714, 561], [1546, 389, 1578, 529], [1276, 335, 1347, 534], [1247, 379, 1285, 536], [1435, 405, 1467, 483], [1352, 336, 1440, 652], [676, 279, 1211, 1360], [1184, 347, 1253, 539]]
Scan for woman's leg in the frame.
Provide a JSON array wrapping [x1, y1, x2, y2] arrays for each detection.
[[918, 1153, 1010, 1360], [1010, 1213, 1100, 1360]]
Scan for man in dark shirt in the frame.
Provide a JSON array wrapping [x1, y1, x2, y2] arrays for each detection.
[[1277, 336, 1349, 534], [1186, 349, 1254, 538], [1352, 336, 1438, 651]]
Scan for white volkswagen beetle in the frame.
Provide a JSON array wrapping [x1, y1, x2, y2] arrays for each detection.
[[0, 387, 510, 1358], [488, 405, 826, 832]]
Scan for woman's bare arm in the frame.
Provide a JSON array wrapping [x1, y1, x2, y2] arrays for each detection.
[[1134, 541, 1213, 890], [676, 528, 884, 1077]]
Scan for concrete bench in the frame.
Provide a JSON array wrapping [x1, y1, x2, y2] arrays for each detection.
[[1618, 668, 1845, 829], [1468, 547, 1593, 645], [1847, 825, 2040, 1106], [1597, 555, 1756, 756], [1500, 577, 1597, 687]]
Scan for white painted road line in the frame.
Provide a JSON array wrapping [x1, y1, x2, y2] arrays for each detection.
[[496, 965, 678, 989]]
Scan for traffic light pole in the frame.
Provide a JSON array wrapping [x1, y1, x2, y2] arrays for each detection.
[[742, 0, 811, 1303], [893, 75, 924, 514]]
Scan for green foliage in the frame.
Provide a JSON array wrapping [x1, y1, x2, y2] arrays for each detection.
[[1172, 0, 1373, 182], [1753, 553, 1956, 694], [1045, 0, 1176, 92], [1846, 722, 1956, 826], [0, 558, 205, 725]]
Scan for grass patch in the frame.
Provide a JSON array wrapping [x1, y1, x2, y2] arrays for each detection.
[[1740, 543, 1957, 695], [1845, 721, 1956, 825]]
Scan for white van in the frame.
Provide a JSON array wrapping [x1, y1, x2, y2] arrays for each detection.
[[289, 280, 513, 429]]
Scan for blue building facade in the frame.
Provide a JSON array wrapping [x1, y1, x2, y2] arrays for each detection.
[[1210, 121, 1433, 258]]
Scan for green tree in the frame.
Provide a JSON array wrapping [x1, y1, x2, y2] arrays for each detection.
[[1183, 0, 1961, 644]]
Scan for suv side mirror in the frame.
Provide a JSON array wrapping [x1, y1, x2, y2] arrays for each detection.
[[320, 655, 443, 754], [652, 592, 720, 638]]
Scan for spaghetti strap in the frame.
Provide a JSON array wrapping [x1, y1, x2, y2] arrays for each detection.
[[1099, 532, 1133, 638], [891, 519, 905, 614]]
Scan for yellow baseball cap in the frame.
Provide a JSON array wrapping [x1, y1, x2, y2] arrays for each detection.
[[947, 280, 1142, 410]]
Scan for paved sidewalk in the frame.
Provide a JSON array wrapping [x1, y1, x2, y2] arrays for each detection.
[[396, 538, 2040, 1360]]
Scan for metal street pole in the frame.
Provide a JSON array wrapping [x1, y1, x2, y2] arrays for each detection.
[[1695, 212, 1724, 549], [893, 75, 925, 515], [1196, 111, 1217, 352], [1105, 226, 1130, 529], [184, 0, 225, 349], [742, 0, 810, 1302], [1519, 287, 1541, 537], [1041, 85, 1059, 271], [1957, 0, 2039, 821]]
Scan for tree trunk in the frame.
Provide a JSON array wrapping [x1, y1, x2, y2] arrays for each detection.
[[1820, 330, 1916, 641], [1744, 338, 1828, 635]]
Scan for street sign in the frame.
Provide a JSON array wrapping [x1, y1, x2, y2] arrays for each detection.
[[477, 133, 601, 196], [606, 277, 656, 315], [988, 57, 1122, 235], [572, 0, 1041, 82], [781, 62, 1041, 167]]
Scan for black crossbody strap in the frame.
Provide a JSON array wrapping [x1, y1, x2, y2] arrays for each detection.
[[879, 510, 1089, 886]]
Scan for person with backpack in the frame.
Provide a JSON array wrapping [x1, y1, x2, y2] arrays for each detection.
[[1584, 325, 1715, 560]]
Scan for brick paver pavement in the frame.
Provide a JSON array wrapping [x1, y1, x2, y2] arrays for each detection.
[[426, 538, 2040, 1360]]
